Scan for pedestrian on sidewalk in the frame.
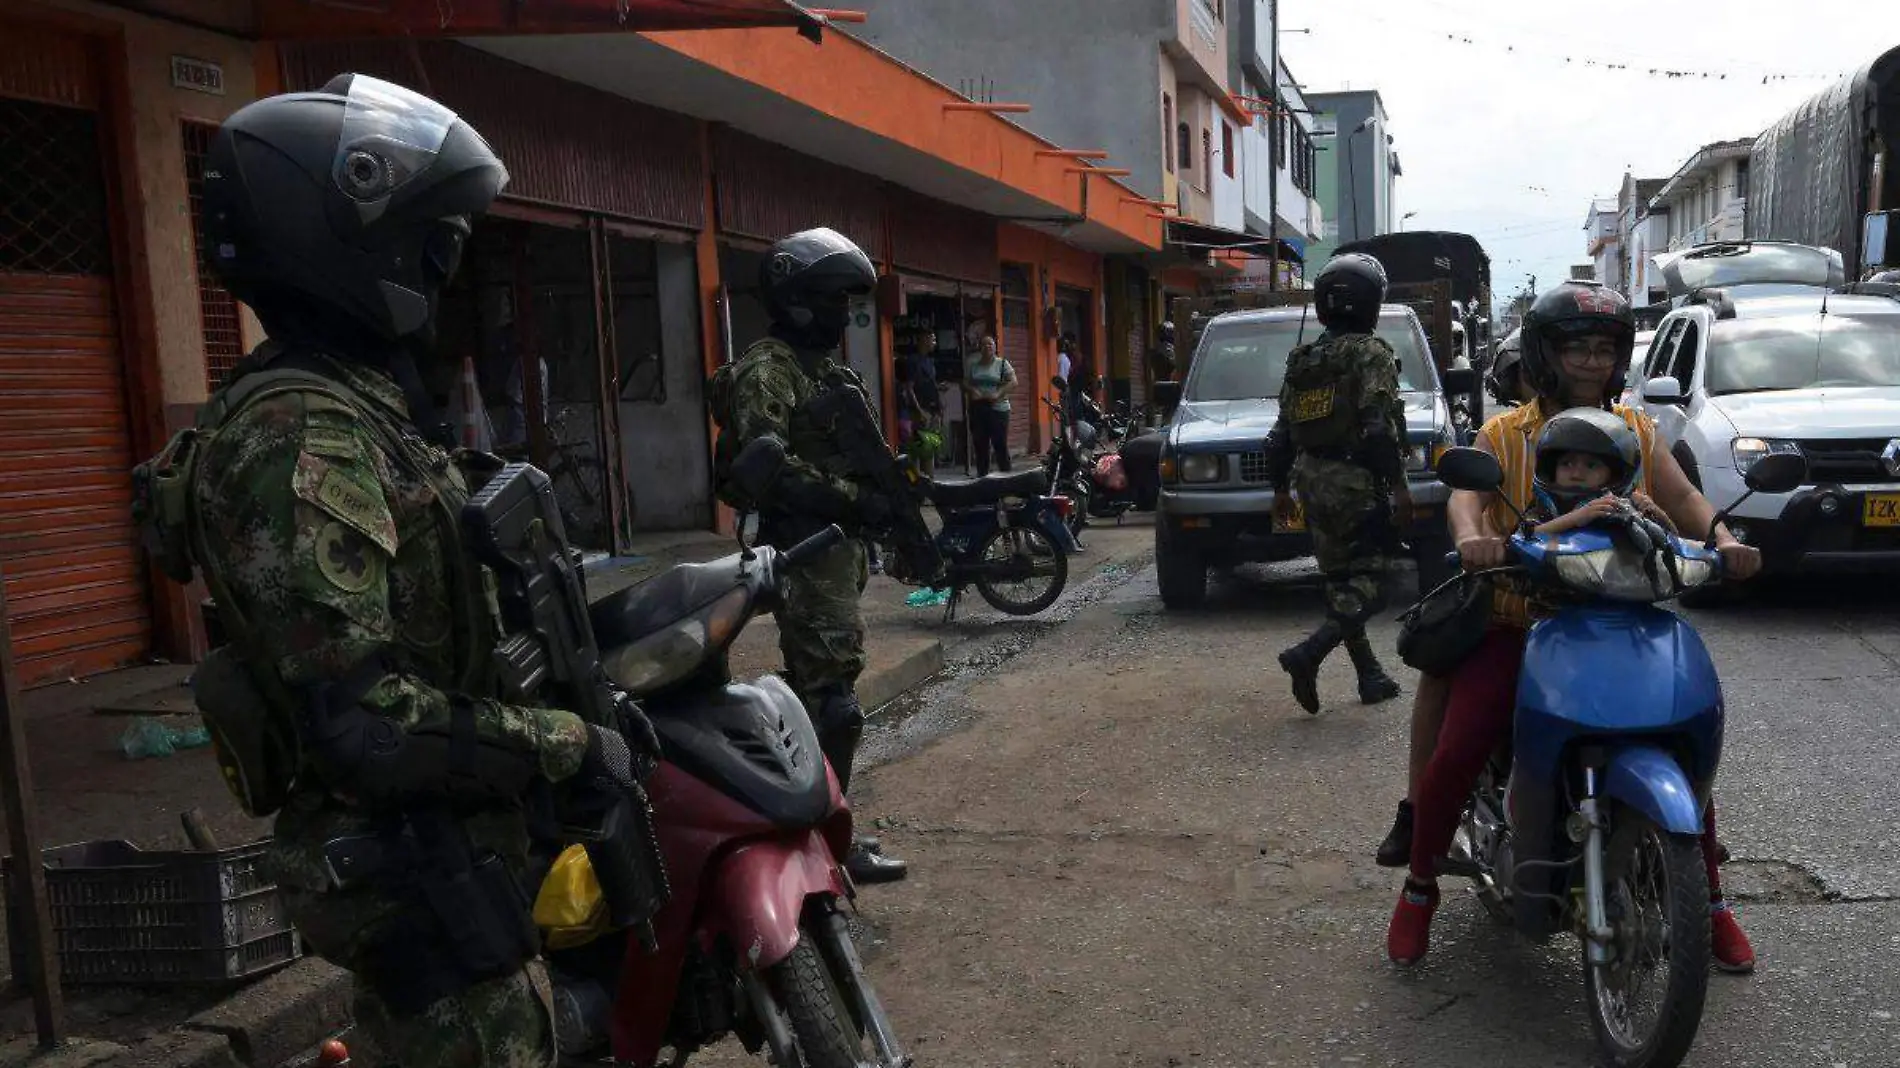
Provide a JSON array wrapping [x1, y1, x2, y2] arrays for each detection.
[[967, 335, 1015, 476], [708, 226, 910, 885], [131, 76, 651, 1068]]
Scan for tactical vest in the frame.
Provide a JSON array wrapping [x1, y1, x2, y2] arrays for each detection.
[[133, 350, 492, 817], [707, 338, 869, 512], [1281, 337, 1363, 454]]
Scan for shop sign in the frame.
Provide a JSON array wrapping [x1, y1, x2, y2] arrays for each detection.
[[171, 56, 226, 96]]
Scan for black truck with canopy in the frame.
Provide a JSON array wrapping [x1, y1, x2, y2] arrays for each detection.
[[1748, 43, 1900, 278]]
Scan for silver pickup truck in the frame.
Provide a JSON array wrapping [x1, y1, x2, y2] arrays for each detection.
[[1150, 304, 1470, 609]]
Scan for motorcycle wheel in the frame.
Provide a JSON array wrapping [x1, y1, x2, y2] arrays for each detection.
[[974, 525, 1069, 615], [770, 935, 864, 1068], [1583, 812, 1709, 1068]]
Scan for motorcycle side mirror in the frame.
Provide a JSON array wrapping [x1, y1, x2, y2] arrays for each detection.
[[730, 436, 790, 562], [1704, 451, 1808, 549], [1441, 367, 1477, 396], [1435, 446, 1505, 493]]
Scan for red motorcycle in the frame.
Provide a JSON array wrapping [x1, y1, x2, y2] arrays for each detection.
[[538, 519, 908, 1068]]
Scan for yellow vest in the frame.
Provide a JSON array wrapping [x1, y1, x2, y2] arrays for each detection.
[[1480, 400, 1659, 629]]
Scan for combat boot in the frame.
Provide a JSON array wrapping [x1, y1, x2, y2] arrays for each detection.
[[1278, 619, 1345, 714], [1346, 634, 1402, 705]]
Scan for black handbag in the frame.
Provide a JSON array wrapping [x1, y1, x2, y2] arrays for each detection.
[[1396, 572, 1494, 676]]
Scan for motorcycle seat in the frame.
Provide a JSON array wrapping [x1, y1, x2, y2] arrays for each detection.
[[924, 469, 1050, 508]]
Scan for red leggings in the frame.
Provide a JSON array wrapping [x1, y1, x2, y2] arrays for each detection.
[[1409, 627, 1725, 899]]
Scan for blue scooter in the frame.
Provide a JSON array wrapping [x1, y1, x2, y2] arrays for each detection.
[[1429, 445, 1806, 1068]]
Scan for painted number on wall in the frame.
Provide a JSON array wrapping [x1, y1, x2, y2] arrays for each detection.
[[171, 56, 226, 96]]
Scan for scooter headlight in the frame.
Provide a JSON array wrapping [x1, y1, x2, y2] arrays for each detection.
[[601, 587, 749, 695], [1550, 546, 1717, 602]]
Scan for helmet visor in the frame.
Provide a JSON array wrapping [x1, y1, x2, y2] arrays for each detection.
[[333, 75, 459, 201]]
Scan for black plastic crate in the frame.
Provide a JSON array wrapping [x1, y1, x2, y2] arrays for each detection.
[[3, 838, 301, 986]]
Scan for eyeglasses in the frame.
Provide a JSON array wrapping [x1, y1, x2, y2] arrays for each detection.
[[1557, 346, 1620, 367]]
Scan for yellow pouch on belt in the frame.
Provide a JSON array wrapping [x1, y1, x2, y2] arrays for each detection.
[[533, 844, 612, 950]]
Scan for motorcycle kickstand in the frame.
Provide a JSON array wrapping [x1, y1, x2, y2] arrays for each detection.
[[941, 584, 962, 624]]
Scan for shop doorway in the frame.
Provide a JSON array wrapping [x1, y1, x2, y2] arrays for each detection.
[[891, 288, 960, 470], [0, 27, 151, 687], [440, 215, 680, 551]]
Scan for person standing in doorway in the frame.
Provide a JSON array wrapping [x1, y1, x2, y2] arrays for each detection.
[[966, 335, 1015, 476]]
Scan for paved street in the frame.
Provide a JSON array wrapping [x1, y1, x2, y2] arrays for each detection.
[[832, 519, 1900, 1068]]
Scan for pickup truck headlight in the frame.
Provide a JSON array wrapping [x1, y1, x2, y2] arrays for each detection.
[[1179, 453, 1224, 483], [1731, 437, 1800, 474], [1405, 440, 1449, 475]]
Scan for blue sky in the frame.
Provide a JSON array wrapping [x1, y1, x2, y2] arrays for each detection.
[[1279, 0, 1900, 312]]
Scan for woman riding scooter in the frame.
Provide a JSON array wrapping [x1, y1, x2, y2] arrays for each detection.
[[1384, 282, 1761, 973]]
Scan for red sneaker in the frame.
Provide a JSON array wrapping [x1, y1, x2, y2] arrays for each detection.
[[1710, 900, 1755, 974], [1387, 880, 1440, 965]]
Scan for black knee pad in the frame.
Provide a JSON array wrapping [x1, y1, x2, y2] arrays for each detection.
[[811, 685, 865, 737]]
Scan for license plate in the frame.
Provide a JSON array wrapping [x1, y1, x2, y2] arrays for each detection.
[[1865, 492, 1900, 527], [1275, 498, 1306, 533]]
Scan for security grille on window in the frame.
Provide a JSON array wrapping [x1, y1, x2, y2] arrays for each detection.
[[182, 120, 246, 392], [0, 99, 112, 276]]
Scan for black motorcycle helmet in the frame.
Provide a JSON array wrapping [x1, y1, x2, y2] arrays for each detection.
[[1486, 327, 1524, 405], [202, 74, 508, 351], [1518, 281, 1635, 407], [1532, 406, 1642, 516], [1312, 252, 1388, 333], [760, 228, 878, 350]]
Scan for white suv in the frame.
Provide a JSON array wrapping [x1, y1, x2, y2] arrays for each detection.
[[1630, 290, 1900, 573]]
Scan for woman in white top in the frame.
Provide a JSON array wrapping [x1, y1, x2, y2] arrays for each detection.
[[965, 336, 1016, 476]]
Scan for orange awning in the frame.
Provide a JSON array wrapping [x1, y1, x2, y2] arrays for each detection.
[[253, 0, 827, 41]]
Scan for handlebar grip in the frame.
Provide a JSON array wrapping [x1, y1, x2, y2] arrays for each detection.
[[784, 524, 846, 568]]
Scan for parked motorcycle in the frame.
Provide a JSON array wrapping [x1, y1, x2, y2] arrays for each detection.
[[532, 490, 907, 1064], [1427, 445, 1805, 1068], [1043, 382, 1134, 535], [882, 462, 1078, 621]]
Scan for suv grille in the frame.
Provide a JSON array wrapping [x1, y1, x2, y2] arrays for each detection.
[[1238, 451, 1272, 483], [1795, 438, 1900, 484]]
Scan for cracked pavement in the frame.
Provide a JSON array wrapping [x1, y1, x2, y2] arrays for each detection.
[[829, 522, 1900, 1068]]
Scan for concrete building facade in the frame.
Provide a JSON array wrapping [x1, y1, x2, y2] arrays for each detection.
[[1306, 89, 1400, 266], [1655, 138, 1752, 252]]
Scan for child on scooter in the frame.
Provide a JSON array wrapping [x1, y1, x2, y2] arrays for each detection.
[[1529, 447, 1674, 536]]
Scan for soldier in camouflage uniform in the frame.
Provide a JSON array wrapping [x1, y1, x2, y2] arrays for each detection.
[[1262, 253, 1414, 714], [710, 228, 908, 884], [132, 77, 645, 1067]]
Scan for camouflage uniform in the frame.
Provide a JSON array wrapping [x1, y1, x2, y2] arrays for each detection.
[[1280, 331, 1406, 622], [1264, 330, 1409, 711], [720, 336, 871, 702], [170, 349, 590, 1067]]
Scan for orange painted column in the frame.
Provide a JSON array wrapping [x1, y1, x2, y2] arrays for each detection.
[[696, 121, 736, 536]]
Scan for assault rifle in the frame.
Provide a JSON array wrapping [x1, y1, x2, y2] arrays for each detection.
[[462, 463, 669, 948], [807, 372, 946, 586]]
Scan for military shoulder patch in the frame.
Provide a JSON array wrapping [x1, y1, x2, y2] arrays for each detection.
[[293, 452, 398, 557], [314, 520, 386, 594]]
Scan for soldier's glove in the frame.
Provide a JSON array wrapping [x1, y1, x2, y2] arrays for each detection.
[[579, 724, 640, 798], [609, 688, 662, 779]]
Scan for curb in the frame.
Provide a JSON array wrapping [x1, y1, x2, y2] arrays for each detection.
[[77, 960, 354, 1068], [859, 640, 945, 711]]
